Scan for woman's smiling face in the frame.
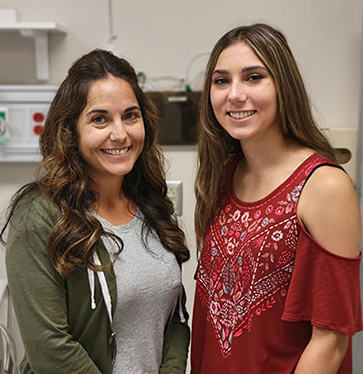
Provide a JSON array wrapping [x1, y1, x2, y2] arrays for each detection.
[[210, 41, 279, 144], [76, 75, 145, 186]]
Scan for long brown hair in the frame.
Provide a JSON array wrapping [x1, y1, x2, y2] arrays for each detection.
[[195, 23, 336, 251], [1, 49, 189, 277]]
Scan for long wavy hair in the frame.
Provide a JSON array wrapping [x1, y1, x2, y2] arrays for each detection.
[[195, 23, 336, 251], [1, 49, 189, 277]]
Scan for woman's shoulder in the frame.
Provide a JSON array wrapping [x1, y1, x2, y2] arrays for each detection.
[[6, 191, 60, 260], [12, 189, 60, 227], [283, 148, 336, 187], [298, 164, 360, 258], [303, 162, 354, 197]]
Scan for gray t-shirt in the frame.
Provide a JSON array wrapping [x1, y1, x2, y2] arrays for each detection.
[[96, 211, 182, 374]]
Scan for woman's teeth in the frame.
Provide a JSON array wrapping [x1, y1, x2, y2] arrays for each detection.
[[229, 110, 256, 119], [103, 147, 129, 155]]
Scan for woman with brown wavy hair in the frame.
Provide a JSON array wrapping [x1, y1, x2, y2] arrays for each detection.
[[192, 24, 362, 373], [1, 49, 190, 374]]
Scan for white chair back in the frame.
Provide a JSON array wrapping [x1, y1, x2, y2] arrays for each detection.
[[0, 279, 18, 374]]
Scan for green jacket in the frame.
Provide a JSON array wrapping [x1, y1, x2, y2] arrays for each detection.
[[6, 193, 190, 373]]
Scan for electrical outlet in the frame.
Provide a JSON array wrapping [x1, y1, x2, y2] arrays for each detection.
[[167, 181, 183, 216]]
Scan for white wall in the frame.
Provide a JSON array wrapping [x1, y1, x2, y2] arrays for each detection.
[[0, 0, 362, 127], [0, 0, 362, 371]]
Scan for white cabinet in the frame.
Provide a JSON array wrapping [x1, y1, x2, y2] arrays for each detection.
[[0, 10, 67, 81]]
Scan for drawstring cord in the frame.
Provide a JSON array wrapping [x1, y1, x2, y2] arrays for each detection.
[[93, 252, 113, 326], [87, 268, 96, 310], [86, 252, 113, 325], [87, 251, 117, 364]]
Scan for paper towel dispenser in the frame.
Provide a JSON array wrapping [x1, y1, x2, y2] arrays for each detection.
[[146, 91, 201, 145]]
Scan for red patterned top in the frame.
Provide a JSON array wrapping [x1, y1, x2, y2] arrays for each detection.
[[192, 153, 362, 374]]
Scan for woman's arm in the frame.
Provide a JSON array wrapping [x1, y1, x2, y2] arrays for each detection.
[[6, 195, 102, 374], [294, 327, 349, 373], [160, 286, 190, 374], [295, 166, 361, 372]]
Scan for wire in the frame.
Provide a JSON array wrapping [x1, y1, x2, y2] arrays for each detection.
[[145, 76, 185, 92], [185, 52, 210, 88], [108, 0, 115, 41]]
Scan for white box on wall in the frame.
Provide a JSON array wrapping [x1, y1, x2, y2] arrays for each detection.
[[0, 85, 57, 162]]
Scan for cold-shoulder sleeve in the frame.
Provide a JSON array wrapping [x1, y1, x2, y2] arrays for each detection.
[[282, 223, 362, 335]]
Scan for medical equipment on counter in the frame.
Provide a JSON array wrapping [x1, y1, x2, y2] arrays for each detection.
[[0, 85, 57, 162], [0, 108, 11, 147]]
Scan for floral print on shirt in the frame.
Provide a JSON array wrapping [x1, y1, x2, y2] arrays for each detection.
[[196, 154, 326, 358]]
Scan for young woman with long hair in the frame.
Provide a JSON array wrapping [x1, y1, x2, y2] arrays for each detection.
[[1, 49, 190, 374], [192, 23, 362, 373]]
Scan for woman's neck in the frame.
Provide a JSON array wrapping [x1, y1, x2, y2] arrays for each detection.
[[235, 135, 314, 202], [91, 177, 136, 226], [239, 131, 293, 176]]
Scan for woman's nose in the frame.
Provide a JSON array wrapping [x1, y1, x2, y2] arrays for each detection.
[[228, 82, 247, 103], [109, 121, 127, 142]]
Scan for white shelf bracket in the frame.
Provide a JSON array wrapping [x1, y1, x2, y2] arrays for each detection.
[[20, 29, 49, 81]]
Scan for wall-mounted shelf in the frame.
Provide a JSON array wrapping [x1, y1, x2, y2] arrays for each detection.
[[0, 22, 67, 81]]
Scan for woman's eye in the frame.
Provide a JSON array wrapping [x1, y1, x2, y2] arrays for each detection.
[[247, 74, 263, 82], [92, 116, 106, 125], [213, 77, 229, 85], [124, 112, 139, 121]]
